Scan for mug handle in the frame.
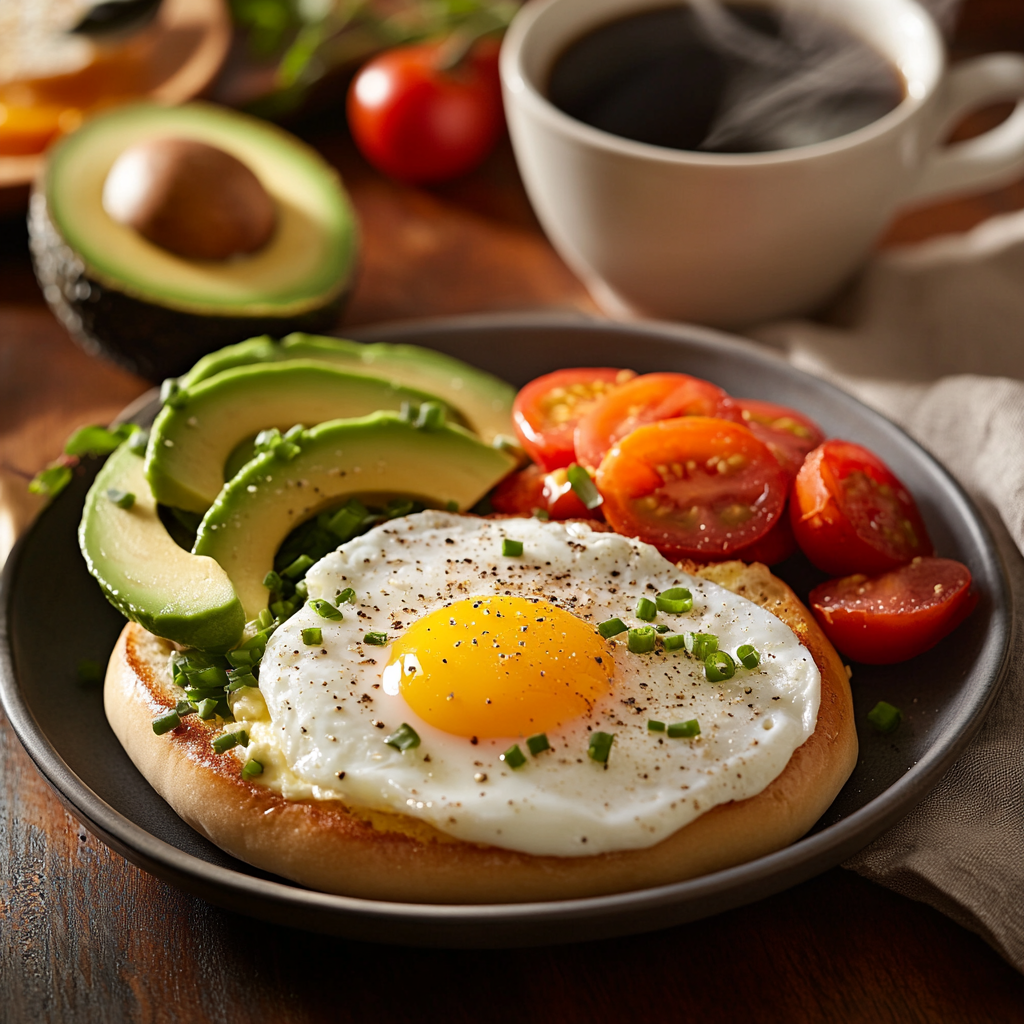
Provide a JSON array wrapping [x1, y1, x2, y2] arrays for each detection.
[[902, 53, 1024, 207]]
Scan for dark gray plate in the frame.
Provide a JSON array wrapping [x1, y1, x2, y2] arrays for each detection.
[[0, 313, 1011, 947]]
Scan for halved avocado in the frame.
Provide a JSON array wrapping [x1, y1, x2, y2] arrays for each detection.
[[79, 443, 245, 652], [30, 102, 358, 380], [193, 413, 518, 620], [144, 361, 463, 513], [179, 333, 516, 445]]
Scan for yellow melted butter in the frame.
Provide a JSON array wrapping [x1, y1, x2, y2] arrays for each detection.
[[226, 686, 347, 802]]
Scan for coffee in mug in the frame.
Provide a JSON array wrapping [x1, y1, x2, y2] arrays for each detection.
[[501, 0, 1024, 327]]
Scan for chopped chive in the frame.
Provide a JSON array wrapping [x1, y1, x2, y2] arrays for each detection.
[[502, 538, 523, 557], [737, 644, 761, 669], [662, 633, 688, 652], [77, 658, 103, 685], [446, 500, 460, 512], [254, 427, 282, 452], [867, 701, 902, 734], [526, 733, 550, 756], [336, 587, 356, 604], [399, 401, 416, 423], [668, 719, 701, 738], [309, 598, 343, 621], [588, 731, 614, 764], [500, 744, 526, 769], [193, 665, 228, 688], [654, 624, 670, 633], [106, 488, 135, 510], [257, 608, 274, 629], [160, 377, 187, 408], [174, 699, 196, 717], [225, 649, 254, 668], [283, 424, 305, 441], [491, 434, 523, 455], [182, 687, 224, 703], [127, 428, 149, 455], [28, 464, 72, 498], [598, 617, 628, 639], [647, 719, 666, 732], [152, 710, 180, 735], [364, 631, 388, 646], [273, 440, 301, 462], [262, 570, 283, 591], [270, 598, 295, 620], [385, 498, 415, 519], [326, 499, 368, 541], [627, 625, 657, 654], [196, 698, 218, 720], [705, 651, 736, 682], [301, 627, 323, 646], [635, 597, 657, 622], [686, 631, 719, 660], [385, 723, 421, 750], [212, 730, 247, 754], [241, 627, 272, 651], [656, 587, 693, 614], [226, 668, 256, 691], [566, 463, 602, 509], [293, 580, 309, 601], [531, 507, 550, 521], [281, 554, 314, 580], [241, 759, 264, 780], [415, 401, 447, 430]]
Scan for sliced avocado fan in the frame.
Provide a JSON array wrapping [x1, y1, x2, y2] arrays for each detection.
[[79, 443, 245, 652], [178, 333, 516, 446], [145, 361, 464, 513], [193, 412, 518, 621]]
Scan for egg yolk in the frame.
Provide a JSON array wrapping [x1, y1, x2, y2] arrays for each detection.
[[384, 595, 614, 739]]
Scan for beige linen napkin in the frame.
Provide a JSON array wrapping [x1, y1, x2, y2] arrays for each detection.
[[755, 209, 1024, 971]]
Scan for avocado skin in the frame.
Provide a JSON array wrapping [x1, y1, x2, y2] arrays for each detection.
[[29, 192, 350, 381]]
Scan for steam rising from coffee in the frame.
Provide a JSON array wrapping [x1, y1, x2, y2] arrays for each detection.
[[689, 0, 958, 152]]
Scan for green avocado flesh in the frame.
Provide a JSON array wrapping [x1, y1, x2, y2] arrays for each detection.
[[145, 361, 464, 513], [193, 413, 518, 620], [180, 333, 516, 445], [43, 103, 356, 316], [79, 444, 245, 652]]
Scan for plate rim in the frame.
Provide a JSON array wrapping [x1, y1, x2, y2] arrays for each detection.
[[0, 311, 1013, 946]]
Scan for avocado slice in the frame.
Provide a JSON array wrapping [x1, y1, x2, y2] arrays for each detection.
[[30, 102, 358, 381], [179, 333, 516, 445], [144, 361, 464, 514], [193, 413, 518, 620], [79, 443, 245, 652]]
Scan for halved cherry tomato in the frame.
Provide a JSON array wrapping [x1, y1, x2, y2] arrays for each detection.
[[574, 372, 740, 470], [490, 464, 597, 520], [347, 39, 504, 184], [730, 505, 798, 565], [809, 557, 976, 664], [597, 417, 788, 559], [791, 441, 933, 575], [512, 368, 635, 472], [734, 398, 824, 479]]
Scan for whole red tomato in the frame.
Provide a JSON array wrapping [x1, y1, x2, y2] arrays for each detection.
[[347, 39, 504, 184]]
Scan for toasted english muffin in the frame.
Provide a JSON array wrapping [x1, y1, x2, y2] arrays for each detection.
[[104, 559, 857, 904]]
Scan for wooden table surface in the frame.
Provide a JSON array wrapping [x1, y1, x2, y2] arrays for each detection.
[[4, 3, 1024, 1020]]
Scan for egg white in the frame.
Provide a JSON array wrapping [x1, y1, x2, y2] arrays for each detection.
[[232, 513, 820, 857]]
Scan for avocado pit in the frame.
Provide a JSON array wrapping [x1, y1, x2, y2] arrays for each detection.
[[102, 137, 277, 261]]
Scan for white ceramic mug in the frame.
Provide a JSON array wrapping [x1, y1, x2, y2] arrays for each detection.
[[500, 0, 1024, 327]]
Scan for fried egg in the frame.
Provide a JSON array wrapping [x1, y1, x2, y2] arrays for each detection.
[[233, 513, 819, 857]]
